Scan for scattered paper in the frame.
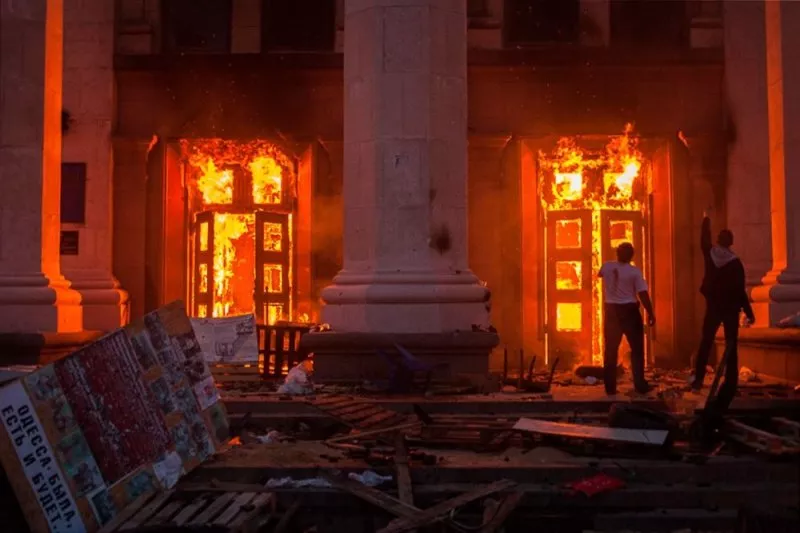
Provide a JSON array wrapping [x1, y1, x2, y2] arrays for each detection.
[[190, 314, 259, 362]]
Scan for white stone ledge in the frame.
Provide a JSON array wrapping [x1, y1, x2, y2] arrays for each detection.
[[0, 283, 81, 306], [321, 279, 489, 305]]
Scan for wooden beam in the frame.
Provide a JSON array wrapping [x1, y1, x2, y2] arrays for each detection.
[[273, 498, 303, 533], [325, 421, 422, 444], [377, 479, 517, 533], [395, 433, 414, 506], [477, 491, 524, 533]]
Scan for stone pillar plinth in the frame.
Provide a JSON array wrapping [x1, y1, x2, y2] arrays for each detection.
[[61, 0, 128, 330], [750, 0, 800, 326], [311, 0, 497, 380], [0, 0, 83, 335]]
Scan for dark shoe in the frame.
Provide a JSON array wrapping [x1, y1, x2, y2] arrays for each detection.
[[634, 384, 653, 395], [605, 389, 617, 396]]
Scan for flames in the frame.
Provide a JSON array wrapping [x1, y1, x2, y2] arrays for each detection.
[[250, 156, 283, 204], [212, 214, 253, 318], [183, 140, 298, 323], [540, 124, 647, 364], [545, 124, 643, 212]]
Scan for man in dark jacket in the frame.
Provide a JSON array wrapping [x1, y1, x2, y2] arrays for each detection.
[[691, 209, 755, 412]]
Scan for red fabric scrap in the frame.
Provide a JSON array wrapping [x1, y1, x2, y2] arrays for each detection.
[[565, 473, 626, 497]]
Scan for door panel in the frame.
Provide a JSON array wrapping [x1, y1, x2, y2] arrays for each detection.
[[255, 211, 290, 324], [600, 210, 644, 267], [600, 210, 650, 365], [545, 210, 593, 366], [193, 211, 214, 317]]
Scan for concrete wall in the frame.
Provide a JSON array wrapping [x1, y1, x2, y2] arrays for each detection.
[[114, 0, 721, 55]]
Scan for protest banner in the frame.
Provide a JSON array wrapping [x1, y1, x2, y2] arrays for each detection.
[[0, 301, 228, 533]]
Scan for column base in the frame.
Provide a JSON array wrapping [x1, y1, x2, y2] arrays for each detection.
[[714, 328, 800, 382], [320, 271, 492, 333], [65, 271, 130, 331], [301, 331, 499, 383], [750, 271, 800, 327], [0, 331, 103, 365], [0, 273, 83, 333]]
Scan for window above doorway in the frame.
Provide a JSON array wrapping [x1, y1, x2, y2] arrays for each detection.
[[262, 0, 336, 52], [161, 0, 233, 54], [504, 0, 581, 45]]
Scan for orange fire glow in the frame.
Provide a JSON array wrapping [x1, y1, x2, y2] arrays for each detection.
[[540, 124, 648, 364], [182, 140, 300, 323]]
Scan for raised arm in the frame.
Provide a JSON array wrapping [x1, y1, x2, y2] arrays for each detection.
[[701, 214, 712, 253]]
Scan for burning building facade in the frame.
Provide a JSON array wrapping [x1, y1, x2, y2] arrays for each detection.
[[2, 1, 799, 377]]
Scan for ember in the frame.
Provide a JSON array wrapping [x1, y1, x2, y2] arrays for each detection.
[[183, 140, 300, 324], [540, 125, 649, 365]]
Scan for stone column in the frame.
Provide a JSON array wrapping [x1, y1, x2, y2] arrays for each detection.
[[722, 0, 772, 288], [309, 0, 497, 379], [60, 0, 128, 331], [750, 0, 800, 326], [0, 0, 83, 334]]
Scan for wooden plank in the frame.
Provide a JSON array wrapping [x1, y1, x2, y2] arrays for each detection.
[[146, 500, 185, 525], [358, 410, 408, 428], [513, 418, 669, 446], [119, 490, 176, 531], [213, 492, 257, 526], [311, 396, 358, 407], [772, 417, 800, 441], [322, 475, 419, 518], [179, 481, 271, 493], [394, 433, 414, 507], [229, 493, 275, 531], [273, 497, 303, 533], [171, 496, 209, 526], [328, 403, 376, 417], [339, 407, 387, 422], [725, 420, 798, 455], [98, 492, 159, 533], [325, 421, 422, 444], [212, 372, 261, 378], [189, 492, 239, 525], [377, 480, 517, 533], [477, 491, 524, 533]]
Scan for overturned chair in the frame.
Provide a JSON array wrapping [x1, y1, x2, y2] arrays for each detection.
[[376, 344, 449, 394]]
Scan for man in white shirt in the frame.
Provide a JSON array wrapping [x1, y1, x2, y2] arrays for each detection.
[[598, 242, 655, 395]]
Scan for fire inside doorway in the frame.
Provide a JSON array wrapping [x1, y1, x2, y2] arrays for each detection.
[[182, 140, 300, 325], [539, 125, 653, 367]]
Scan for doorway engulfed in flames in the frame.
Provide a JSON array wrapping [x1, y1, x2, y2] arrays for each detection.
[[539, 125, 652, 367], [181, 139, 309, 325]]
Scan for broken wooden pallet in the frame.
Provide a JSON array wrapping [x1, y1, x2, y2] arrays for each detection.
[[98, 488, 276, 532], [308, 395, 411, 430], [410, 422, 518, 451], [724, 419, 800, 456]]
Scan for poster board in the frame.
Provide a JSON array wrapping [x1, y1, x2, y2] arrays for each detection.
[[0, 301, 229, 533], [190, 314, 258, 363]]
